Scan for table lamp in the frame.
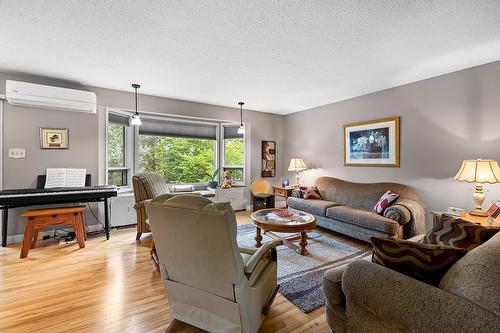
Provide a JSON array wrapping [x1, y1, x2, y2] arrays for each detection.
[[288, 158, 307, 187], [454, 159, 500, 216]]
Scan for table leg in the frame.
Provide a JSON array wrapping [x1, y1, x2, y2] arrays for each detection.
[[74, 213, 86, 248], [299, 231, 308, 256], [104, 198, 110, 240], [255, 227, 262, 247], [31, 229, 40, 249], [20, 219, 35, 258], [2, 208, 8, 247]]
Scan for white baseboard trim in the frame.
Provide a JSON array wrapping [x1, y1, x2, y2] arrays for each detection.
[[6, 234, 23, 245]]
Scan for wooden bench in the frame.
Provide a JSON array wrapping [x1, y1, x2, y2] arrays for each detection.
[[20, 206, 87, 258]]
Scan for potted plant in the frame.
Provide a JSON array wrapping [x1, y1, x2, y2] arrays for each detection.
[[205, 168, 220, 189]]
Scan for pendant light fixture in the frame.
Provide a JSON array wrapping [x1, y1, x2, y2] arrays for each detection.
[[130, 83, 142, 126], [237, 101, 245, 134]]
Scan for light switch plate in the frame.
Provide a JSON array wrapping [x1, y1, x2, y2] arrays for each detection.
[[8, 148, 26, 159]]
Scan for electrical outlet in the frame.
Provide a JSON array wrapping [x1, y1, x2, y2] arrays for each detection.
[[8, 148, 26, 159]]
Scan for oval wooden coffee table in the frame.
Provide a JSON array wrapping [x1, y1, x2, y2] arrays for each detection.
[[250, 208, 316, 256]]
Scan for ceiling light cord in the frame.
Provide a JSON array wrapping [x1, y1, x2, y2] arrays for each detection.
[[238, 101, 245, 134], [131, 83, 142, 126]]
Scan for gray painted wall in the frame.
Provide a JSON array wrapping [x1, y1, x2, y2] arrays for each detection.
[[0, 73, 285, 237], [284, 61, 500, 229]]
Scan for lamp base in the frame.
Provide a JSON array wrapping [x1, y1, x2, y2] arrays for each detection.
[[470, 184, 486, 217], [469, 209, 487, 217]]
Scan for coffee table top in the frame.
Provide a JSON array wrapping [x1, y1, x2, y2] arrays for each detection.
[[250, 208, 316, 232]]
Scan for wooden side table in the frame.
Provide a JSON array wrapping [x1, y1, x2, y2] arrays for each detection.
[[272, 186, 294, 200], [20, 206, 87, 258], [431, 211, 500, 228]]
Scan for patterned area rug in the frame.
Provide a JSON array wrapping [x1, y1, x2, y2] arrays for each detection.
[[237, 224, 371, 313]]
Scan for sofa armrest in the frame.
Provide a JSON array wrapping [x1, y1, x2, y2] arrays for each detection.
[[383, 203, 411, 224], [392, 198, 427, 237], [342, 260, 500, 332]]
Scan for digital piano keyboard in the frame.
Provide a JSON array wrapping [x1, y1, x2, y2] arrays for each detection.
[[0, 184, 117, 247]]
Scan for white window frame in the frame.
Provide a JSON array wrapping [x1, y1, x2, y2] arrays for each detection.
[[104, 109, 249, 188], [106, 109, 134, 191], [220, 123, 246, 186]]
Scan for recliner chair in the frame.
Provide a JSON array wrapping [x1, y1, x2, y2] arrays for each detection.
[[146, 194, 279, 333]]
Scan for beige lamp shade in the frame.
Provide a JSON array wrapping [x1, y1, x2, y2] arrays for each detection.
[[288, 158, 307, 171], [454, 159, 500, 184]]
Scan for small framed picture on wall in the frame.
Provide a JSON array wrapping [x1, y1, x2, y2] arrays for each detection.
[[40, 128, 69, 149], [262, 140, 276, 177]]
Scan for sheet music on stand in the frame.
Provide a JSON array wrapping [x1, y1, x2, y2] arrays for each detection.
[[45, 168, 87, 188]]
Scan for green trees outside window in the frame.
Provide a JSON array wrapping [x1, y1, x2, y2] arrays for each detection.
[[138, 135, 217, 184]]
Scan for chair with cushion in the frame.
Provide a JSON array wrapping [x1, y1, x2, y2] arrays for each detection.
[[250, 179, 275, 212], [322, 232, 500, 332], [132, 171, 170, 240], [145, 195, 279, 333]]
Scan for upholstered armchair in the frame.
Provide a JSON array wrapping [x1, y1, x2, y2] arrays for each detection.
[[132, 171, 170, 240], [145, 195, 279, 333]]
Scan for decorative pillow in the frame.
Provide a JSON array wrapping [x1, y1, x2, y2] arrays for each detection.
[[170, 184, 195, 192], [301, 186, 322, 200], [373, 190, 399, 214], [290, 189, 303, 198], [371, 236, 467, 285], [422, 216, 500, 251]]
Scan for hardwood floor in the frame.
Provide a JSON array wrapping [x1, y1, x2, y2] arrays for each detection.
[[0, 214, 329, 333]]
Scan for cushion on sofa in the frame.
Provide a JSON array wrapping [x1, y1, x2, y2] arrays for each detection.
[[371, 236, 467, 285], [326, 206, 400, 234], [287, 197, 341, 216], [439, 231, 500, 316], [301, 186, 322, 200], [422, 216, 500, 251], [373, 190, 399, 214]]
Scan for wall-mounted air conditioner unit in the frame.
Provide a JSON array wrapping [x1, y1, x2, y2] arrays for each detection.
[[5, 80, 97, 113]]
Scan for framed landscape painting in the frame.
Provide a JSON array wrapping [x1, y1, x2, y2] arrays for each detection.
[[343, 117, 400, 167], [261, 140, 276, 177]]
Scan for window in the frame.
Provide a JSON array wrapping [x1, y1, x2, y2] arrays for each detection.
[[223, 125, 245, 184], [105, 111, 247, 187], [137, 118, 218, 184], [107, 112, 132, 187], [138, 135, 216, 183]]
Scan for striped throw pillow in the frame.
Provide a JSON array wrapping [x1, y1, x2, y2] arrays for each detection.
[[371, 237, 467, 285], [422, 216, 499, 251], [373, 190, 399, 214]]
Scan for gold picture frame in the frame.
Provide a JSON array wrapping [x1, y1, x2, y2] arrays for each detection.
[[343, 117, 400, 167], [40, 128, 69, 149]]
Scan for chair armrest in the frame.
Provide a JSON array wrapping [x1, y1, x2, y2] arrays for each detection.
[[134, 199, 152, 210], [323, 265, 347, 307], [243, 242, 277, 275], [342, 260, 500, 332]]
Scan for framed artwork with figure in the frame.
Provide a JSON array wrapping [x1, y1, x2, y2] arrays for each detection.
[[343, 117, 400, 167], [262, 140, 276, 177]]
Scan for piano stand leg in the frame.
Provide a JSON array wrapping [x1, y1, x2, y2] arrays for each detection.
[[2, 209, 8, 247], [104, 198, 110, 240]]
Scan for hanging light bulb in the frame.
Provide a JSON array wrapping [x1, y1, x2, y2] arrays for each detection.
[[237, 101, 245, 134], [130, 83, 142, 126]]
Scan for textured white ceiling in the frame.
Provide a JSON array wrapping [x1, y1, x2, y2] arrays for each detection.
[[1, 1, 499, 114]]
